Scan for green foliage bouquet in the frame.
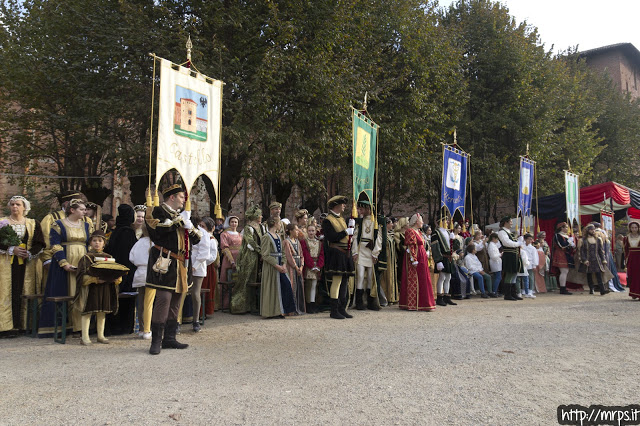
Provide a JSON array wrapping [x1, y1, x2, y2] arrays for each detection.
[[0, 220, 22, 248]]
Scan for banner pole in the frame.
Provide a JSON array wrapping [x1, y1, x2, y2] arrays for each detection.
[[576, 173, 581, 237], [147, 53, 157, 207], [534, 159, 539, 234], [468, 152, 474, 230], [351, 108, 357, 219], [374, 121, 379, 230], [440, 144, 445, 228], [215, 78, 224, 219]]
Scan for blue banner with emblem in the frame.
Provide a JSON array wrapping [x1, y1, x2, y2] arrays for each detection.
[[441, 145, 468, 220], [517, 157, 534, 220]]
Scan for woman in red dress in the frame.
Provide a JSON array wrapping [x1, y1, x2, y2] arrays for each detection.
[[624, 221, 640, 300], [399, 213, 436, 311], [199, 217, 219, 316]]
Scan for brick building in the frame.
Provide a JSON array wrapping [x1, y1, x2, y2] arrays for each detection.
[[580, 42, 640, 100]]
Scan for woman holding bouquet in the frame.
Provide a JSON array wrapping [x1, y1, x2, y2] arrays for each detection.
[[0, 196, 45, 336]]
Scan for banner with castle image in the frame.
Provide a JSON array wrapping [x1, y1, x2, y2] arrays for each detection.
[[156, 58, 223, 192]]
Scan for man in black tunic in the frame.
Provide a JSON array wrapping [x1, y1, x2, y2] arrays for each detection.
[[145, 184, 201, 355], [322, 195, 355, 319]]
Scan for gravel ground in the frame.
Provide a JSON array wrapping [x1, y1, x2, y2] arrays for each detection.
[[1, 290, 637, 425]]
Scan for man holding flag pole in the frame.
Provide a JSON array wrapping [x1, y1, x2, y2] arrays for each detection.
[[349, 99, 382, 312]]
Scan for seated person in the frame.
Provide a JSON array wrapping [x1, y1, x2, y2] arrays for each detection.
[[463, 244, 496, 298]]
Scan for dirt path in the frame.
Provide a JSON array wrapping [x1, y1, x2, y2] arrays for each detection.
[[1, 291, 637, 425]]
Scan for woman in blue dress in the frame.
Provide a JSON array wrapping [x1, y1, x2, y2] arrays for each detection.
[[39, 199, 91, 337]]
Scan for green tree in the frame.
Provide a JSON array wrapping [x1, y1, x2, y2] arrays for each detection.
[[441, 0, 605, 224], [0, 0, 181, 205]]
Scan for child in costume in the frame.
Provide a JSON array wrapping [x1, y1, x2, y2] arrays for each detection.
[[300, 223, 324, 313], [74, 231, 126, 346]]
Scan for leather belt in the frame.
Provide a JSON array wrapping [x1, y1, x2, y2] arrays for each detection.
[[329, 243, 348, 254], [154, 245, 185, 262]]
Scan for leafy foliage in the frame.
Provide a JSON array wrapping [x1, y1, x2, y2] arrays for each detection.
[[1, 0, 639, 224]]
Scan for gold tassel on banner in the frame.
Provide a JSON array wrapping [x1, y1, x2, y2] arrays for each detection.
[[214, 203, 223, 220], [185, 198, 191, 211], [351, 200, 357, 219], [153, 189, 159, 207]]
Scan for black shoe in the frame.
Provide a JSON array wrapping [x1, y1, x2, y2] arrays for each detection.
[[329, 299, 345, 320], [193, 321, 201, 333], [306, 302, 318, 314], [338, 298, 353, 318], [464, 294, 471, 299], [149, 322, 164, 355], [489, 292, 498, 298], [559, 287, 573, 295], [504, 284, 517, 301], [355, 289, 366, 310], [481, 293, 489, 299], [512, 285, 523, 300], [367, 295, 380, 311], [436, 295, 447, 306], [444, 295, 457, 306], [162, 320, 189, 349]]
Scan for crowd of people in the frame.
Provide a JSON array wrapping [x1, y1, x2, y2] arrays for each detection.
[[1, 188, 638, 354]]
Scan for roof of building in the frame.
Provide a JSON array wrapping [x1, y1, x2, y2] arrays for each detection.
[[579, 43, 640, 70]]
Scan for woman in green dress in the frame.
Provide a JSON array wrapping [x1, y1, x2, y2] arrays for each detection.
[[260, 217, 296, 318], [232, 206, 264, 314]]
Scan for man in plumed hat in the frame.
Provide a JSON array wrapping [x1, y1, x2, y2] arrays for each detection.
[[145, 184, 201, 355], [322, 195, 355, 319]]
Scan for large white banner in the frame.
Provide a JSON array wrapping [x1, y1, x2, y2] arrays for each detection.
[[156, 58, 223, 196]]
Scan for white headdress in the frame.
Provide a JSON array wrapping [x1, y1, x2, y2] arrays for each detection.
[[8, 196, 30, 215]]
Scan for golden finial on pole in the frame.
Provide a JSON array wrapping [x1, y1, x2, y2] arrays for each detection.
[[526, 142, 530, 156], [363, 92, 368, 112], [453, 128, 457, 144], [186, 35, 193, 62]]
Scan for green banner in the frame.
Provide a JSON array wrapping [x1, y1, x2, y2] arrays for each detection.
[[565, 171, 580, 227], [352, 109, 378, 205]]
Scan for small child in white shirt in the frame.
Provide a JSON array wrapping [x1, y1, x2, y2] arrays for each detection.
[[519, 233, 538, 298]]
